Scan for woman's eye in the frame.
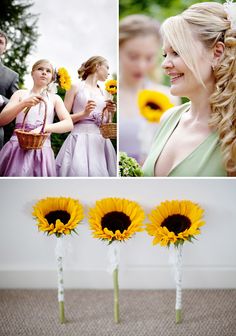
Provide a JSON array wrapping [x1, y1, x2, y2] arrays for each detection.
[[162, 53, 167, 58]]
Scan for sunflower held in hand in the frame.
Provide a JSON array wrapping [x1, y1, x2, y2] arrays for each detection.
[[138, 89, 174, 122]]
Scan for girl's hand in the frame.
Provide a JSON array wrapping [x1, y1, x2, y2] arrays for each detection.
[[21, 95, 45, 109], [105, 99, 116, 116], [83, 100, 96, 117], [30, 126, 49, 135]]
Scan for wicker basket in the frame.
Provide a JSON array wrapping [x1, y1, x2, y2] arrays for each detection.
[[99, 108, 117, 139], [15, 100, 49, 150]]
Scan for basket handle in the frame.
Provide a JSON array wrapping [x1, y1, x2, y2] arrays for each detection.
[[101, 106, 107, 125], [21, 100, 47, 134]]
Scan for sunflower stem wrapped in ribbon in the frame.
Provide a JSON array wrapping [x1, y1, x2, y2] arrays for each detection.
[[32, 197, 84, 324], [138, 89, 174, 123], [89, 197, 145, 323], [146, 200, 205, 323]]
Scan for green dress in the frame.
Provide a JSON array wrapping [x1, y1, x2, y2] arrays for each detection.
[[142, 102, 227, 177]]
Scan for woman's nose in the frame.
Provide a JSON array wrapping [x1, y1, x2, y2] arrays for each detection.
[[161, 57, 173, 69]]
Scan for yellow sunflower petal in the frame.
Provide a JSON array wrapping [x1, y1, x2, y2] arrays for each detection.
[[88, 197, 145, 243], [146, 200, 204, 247], [32, 197, 84, 237]]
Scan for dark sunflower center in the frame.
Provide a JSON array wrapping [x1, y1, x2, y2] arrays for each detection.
[[161, 214, 191, 235], [101, 211, 131, 233], [109, 85, 116, 89], [146, 102, 160, 110], [45, 210, 70, 225]]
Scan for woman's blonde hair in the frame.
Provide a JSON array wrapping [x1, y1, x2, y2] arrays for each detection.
[[31, 59, 55, 83], [119, 14, 160, 46], [161, 2, 236, 174], [78, 56, 107, 80]]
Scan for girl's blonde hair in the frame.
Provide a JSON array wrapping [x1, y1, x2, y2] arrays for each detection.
[[119, 14, 160, 46], [31, 59, 55, 83], [78, 56, 107, 80], [161, 2, 236, 174]]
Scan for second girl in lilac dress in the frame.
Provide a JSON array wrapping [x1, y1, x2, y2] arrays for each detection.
[[56, 56, 117, 177]]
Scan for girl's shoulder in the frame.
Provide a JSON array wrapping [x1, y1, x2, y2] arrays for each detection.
[[14, 89, 29, 96], [11, 89, 29, 101]]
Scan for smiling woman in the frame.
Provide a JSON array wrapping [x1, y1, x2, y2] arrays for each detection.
[[142, 1, 236, 177]]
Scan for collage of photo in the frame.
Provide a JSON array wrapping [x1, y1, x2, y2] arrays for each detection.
[[0, 0, 236, 335]]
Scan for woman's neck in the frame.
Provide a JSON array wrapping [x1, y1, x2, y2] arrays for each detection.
[[84, 75, 98, 88], [187, 85, 214, 122]]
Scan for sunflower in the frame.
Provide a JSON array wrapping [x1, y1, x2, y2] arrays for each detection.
[[138, 89, 174, 122], [105, 79, 117, 95], [32, 197, 84, 237], [146, 200, 205, 247], [57, 67, 71, 91], [88, 197, 145, 243]]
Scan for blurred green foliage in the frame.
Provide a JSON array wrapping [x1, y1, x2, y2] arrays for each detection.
[[120, 0, 224, 21]]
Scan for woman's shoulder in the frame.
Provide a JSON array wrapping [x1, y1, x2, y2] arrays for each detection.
[[160, 102, 190, 124]]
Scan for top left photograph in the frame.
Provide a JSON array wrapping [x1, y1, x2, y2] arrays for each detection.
[[0, 0, 118, 177]]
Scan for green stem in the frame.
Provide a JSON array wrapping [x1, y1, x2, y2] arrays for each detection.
[[113, 267, 119, 323], [59, 301, 65, 324], [176, 309, 182, 324]]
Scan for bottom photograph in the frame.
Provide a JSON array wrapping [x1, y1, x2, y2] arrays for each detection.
[[0, 178, 236, 336]]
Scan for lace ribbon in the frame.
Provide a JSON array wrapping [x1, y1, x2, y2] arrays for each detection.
[[107, 242, 121, 274]]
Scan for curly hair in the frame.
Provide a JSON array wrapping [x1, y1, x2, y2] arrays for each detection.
[[161, 2, 236, 174], [78, 56, 107, 80]]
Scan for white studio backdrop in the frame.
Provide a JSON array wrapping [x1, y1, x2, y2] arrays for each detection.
[[0, 178, 235, 289]]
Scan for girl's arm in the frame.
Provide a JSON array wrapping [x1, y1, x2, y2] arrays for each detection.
[[0, 90, 43, 126], [44, 95, 73, 134], [64, 83, 96, 124]]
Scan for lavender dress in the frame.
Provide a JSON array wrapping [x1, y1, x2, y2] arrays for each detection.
[[0, 92, 56, 177], [56, 82, 117, 177]]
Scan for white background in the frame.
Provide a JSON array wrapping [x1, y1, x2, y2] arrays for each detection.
[[24, 0, 117, 87], [0, 178, 235, 289]]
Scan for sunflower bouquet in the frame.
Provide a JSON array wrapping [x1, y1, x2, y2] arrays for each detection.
[[146, 200, 205, 323], [119, 152, 143, 177], [138, 89, 174, 123], [105, 78, 117, 121], [33, 197, 84, 323], [47, 67, 71, 97], [89, 197, 145, 323]]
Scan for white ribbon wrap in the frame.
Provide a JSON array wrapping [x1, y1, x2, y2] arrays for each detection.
[[107, 242, 121, 274], [169, 245, 183, 310], [55, 238, 65, 302]]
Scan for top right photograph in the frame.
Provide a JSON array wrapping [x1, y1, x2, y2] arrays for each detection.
[[119, 0, 236, 177]]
